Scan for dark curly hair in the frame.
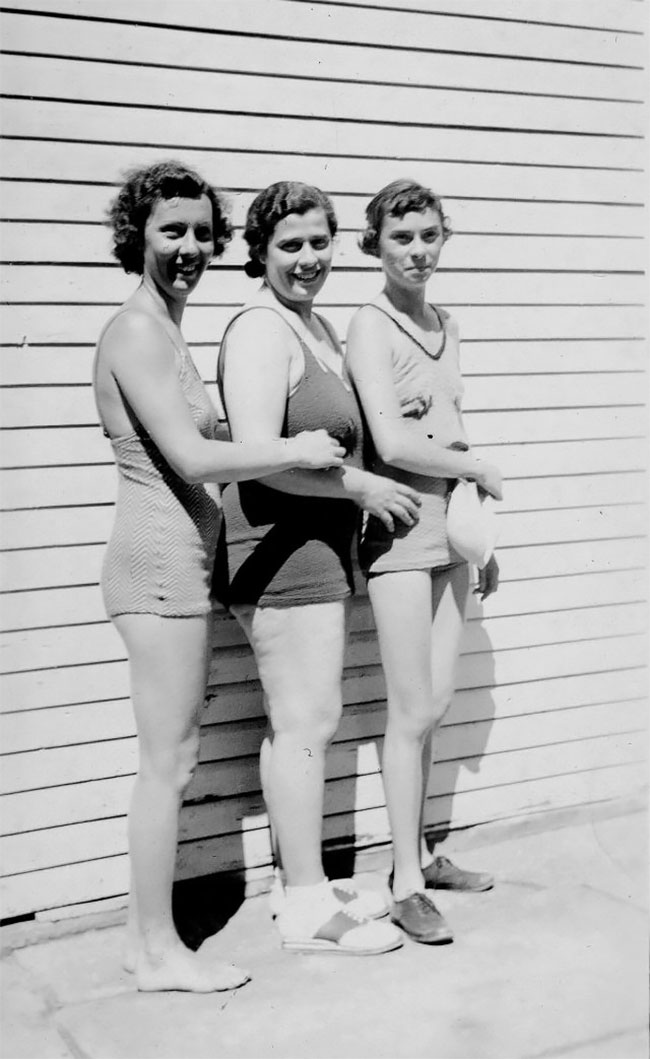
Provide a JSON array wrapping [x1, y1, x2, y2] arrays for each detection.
[[359, 179, 452, 257], [243, 181, 338, 278], [107, 160, 233, 275]]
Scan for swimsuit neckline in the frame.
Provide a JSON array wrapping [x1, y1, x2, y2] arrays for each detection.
[[369, 293, 447, 361]]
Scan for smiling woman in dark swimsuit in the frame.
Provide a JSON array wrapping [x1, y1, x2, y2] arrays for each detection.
[[218, 181, 421, 955]]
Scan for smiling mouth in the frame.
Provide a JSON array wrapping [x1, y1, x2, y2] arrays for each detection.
[[176, 264, 200, 279], [293, 269, 321, 282]]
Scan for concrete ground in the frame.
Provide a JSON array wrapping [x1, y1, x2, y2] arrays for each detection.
[[1, 800, 648, 1059]]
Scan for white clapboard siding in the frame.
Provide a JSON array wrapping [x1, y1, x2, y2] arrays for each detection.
[[2, 304, 646, 348], [4, 0, 645, 65], [2, 406, 647, 470], [0, 340, 645, 389], [2, 9, 645, 101], [2, 183, 646, 239], [3, 139, 647, 204], [1, 0, 647, 919], [4, 265, 649, 309]]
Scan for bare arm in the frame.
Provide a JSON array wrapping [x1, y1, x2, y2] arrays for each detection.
[[221, 309, 421, 530], [98, 311, 344, 483], [346, 307, 502, 499]]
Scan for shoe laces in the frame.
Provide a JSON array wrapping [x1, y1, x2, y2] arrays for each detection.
[[409, 891, 438, 913]]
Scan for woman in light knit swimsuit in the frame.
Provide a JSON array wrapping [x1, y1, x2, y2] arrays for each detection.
[[93, 162, 344, 993], [346, 180, 503, 945], [218, 181, 420, 955]]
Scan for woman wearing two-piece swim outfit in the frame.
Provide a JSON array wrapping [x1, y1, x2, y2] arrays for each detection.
[[218, 181, 420, 955], [346, 180, 503, 946], [93, 162, 344, 992]]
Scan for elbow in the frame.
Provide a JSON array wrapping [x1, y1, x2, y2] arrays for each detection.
[[169, 455, 206, 484], [375, 440, 403, 467]]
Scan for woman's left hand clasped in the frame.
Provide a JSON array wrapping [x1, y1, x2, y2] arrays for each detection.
[[359, 475, 422, 533]]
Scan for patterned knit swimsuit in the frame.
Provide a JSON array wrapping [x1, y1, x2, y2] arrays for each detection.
[[100, 337, 223, 618]]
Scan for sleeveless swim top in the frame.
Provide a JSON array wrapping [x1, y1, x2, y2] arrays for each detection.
[[97, 311, 224, 617], [216, 289, 364, 608], [357, 294, 468, 574]]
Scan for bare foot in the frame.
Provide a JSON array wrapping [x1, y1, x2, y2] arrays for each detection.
[[135, 944, 250, 993]]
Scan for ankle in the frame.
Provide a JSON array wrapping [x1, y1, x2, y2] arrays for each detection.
[[392, 872, 425, 902], [284, 878, 329, 904]]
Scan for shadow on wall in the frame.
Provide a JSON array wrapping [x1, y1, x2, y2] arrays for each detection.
[[173, 593, 497, 951], [427, 617, 497, 853]]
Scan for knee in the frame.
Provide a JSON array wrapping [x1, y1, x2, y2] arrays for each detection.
[[387, 697, 437, 742], [139, 728, 200, 794], [430, 684, 455, 727], [272, 695, 342, 748], [312, 700, 342, 746]]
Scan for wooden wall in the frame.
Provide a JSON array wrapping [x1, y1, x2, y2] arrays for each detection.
[[0, 0, 647, 920]]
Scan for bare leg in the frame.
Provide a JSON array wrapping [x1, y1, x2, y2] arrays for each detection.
[[115, 613, 249, 992], [369, 565, 469, 899], [369, 572, 436, 898], [232, 602, 346, 886], [419, 564, 470, 855]]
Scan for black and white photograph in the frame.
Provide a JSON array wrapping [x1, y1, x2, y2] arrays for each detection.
[[0, 2, 647, 1057]]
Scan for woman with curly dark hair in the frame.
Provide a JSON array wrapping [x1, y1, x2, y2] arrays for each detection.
[[93, 161, 344, 992], [217, 180, 420, 955], [346, 179, 503, 946]]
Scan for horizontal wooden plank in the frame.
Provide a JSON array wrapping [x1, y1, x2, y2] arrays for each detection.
[[3, 679, 647, 807], [3, 10, 644, 102], [2, 756, 644, 918], [3, 371, 645, 432], [2, 407, 646, 471], [1, 501, 647, 605], [2, 622, 647, 716], [4, 264, 647, 310], [2, 435, 644, 513], [3, 220, 646, 273], [2, 529, 646, 601], [3, 0, 643, 65], [2, 303, 646, 349], [3, 654, 645, 756], [2, 141, 645, 208], [2, 478, 645, 551], [2, 703, 645, 872], [8, 726, 646, 877], [2, 562, 645, 637], [3, 54, 645, 141], [4, 687, 646, 835], [3, 598, 646, 677], [322, 1, 645, 34], [3, 698, 646, 874], [2, 183, 644, 238], [1, 340, 644, 389]]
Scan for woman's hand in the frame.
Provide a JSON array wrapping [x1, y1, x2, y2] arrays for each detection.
[[474, 554, 499, 600], [474, 461, 503, 501], [289, 430, 346, 470], [359, 475, 422, 532]]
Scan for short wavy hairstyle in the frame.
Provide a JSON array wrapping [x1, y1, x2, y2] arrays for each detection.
[[107, 160, 233, 275], [359, 179, 452, 257], [243, 181, 338, 278]]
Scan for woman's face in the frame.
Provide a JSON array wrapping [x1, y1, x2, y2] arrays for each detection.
[[142, 193, 214, 297], [377, 207, 445, 291], [262, 208, 333, 306]]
